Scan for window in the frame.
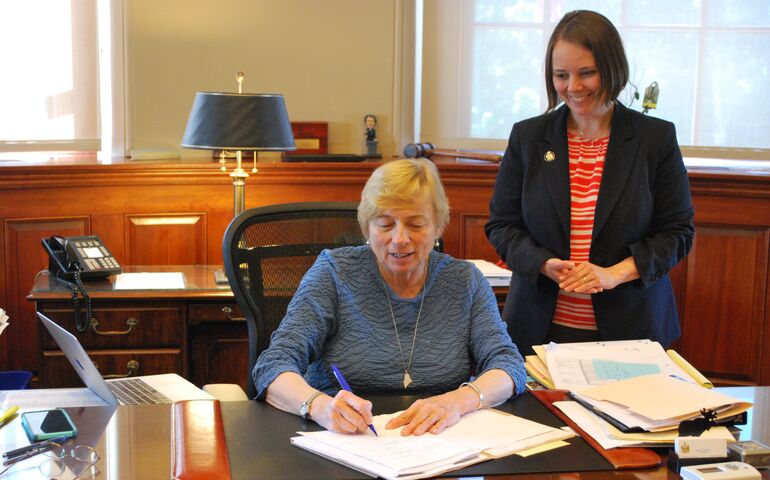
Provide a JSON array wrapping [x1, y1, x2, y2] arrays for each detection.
[[421, 0, 770, 156], [0, 0, 101, 153]]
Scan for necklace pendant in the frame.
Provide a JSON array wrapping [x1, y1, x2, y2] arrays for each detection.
[[403, 371, 413, 389]]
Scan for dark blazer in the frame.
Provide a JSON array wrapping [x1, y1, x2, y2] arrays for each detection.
[[485, 103, 694, 355]]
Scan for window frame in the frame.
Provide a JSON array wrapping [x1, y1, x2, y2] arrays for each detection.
[[420, 0, 770, 160]]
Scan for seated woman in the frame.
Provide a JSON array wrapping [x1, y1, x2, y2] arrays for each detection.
[[254, 158, 525, 436]]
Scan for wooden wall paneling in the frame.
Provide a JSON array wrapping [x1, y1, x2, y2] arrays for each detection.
[[208, 210, 236, 267], [459, 213, 499, 262], [0, 220, 6, 368], [764, 263, 770, 386], [2, 160, 769, 385], [438, 162, 498, 260], [3, 217, 89, 373], [125, 213, 207, 265], [91, 213, 130, 266], [679, 225, 768, 384], [668, 261, 687, 332]]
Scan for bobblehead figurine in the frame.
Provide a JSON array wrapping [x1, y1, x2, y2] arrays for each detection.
[[364, 114, 378, 155]]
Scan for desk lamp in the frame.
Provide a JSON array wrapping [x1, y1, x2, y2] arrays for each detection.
[[181, 73, 295, 282], [181, 72, 295, 216]]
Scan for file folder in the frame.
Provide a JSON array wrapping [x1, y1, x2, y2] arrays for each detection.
[[531, 390, 662, 470]]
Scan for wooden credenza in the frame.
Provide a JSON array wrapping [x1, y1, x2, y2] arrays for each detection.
[[2, 156, 770, 387], [27, 265, 247, 390]]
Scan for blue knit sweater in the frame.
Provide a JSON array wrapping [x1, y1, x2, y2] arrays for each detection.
[[253, 245, 526, 398]]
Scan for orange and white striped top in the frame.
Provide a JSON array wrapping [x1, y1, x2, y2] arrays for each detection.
[[552, 133, 609, 331]]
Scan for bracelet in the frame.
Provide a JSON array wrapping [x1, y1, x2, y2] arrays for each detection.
[[460, 381, 484, 410]]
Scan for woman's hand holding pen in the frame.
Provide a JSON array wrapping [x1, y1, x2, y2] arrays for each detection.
[[312, 390, 375, 435]]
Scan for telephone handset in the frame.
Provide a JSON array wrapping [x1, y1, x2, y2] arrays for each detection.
[[42, 235, 121, 281], [41, 235, 122, 332]]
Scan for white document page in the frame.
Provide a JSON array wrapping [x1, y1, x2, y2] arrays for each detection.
[[554, 401, 735, 449], [292, 408, 571, 479], [465, 259, 512, 278], [293, 413, 480, 480], [114, 272, 185, 290], [133, 373, 214, 402], [437, 408, 573, 457], [554, 401, 641, 449], [0, 308, 8, 335], [544, 340, 694, 391], [570, 393, 686, 431], [577, 374, 752, 421], [0, 388, 108, 409], [465, 260, 512, 287]]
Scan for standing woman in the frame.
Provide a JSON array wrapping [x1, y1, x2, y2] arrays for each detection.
[[485, 10, 694, 355]]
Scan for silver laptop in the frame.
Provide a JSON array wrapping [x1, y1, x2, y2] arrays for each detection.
[[38, 312, 213, 406]]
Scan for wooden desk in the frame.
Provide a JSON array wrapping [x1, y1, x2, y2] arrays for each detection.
[[27, 265, 508, 390], [1, 387, 766, 479], [27, 265, 246, 390]]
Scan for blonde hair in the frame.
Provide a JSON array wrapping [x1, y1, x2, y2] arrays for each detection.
[[358, 158, 450, 237]]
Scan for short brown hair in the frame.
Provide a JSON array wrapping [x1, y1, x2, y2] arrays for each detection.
[[357, 158, 450, 238], [544, 10, 629, 112]]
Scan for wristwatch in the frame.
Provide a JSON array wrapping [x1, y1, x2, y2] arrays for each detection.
[[300, 390, 323, 420]]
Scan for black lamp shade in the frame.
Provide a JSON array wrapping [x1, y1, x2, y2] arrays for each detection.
[[181, 92, 295, 151]]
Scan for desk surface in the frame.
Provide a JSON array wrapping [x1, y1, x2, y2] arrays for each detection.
[[1, 387, 767, 479], [27, 264, 233, 300], [27, 264, 507, 300]]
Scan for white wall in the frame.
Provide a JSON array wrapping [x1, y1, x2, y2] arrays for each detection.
[[127, 0, 400, 158]]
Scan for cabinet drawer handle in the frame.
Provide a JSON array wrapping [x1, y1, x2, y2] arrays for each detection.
[[222, 306, 245, 321], [90, 317, 139, 336], [99, 360, 140, 379]]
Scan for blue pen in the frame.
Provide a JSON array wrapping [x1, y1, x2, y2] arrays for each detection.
[[330, 364, 378, 436]]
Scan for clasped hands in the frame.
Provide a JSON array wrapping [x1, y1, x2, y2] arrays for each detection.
[[541, 258, 619, 294], [312, 389, 464, 436]]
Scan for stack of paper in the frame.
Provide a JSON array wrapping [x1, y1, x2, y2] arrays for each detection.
[[553, 400, 735, 449], [523, 340, 751, 449], [0, 308, 8, 336], [291, 408, 573, 480], [572, 374, 751, 433], [465, 259, 512, 287]]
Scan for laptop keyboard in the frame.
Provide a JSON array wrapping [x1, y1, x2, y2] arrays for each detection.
[[107, 377, 172, 405]]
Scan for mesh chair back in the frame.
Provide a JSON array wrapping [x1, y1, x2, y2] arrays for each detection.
[[222, 202, 366, 398]]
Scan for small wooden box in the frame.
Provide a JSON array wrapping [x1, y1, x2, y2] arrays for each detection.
[[290, 121, 328, 154]]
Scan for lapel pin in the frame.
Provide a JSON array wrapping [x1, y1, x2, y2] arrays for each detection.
[[544, 151, 556, 162]]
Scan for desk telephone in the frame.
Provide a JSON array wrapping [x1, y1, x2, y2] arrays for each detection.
[[41, 235, 122, 332]]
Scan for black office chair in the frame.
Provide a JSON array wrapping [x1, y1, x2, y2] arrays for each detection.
[[222, 202, 366, 399]]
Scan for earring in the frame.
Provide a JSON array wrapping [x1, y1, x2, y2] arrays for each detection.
[[434, 239, 440, 248], [365, 239, 370, 245]]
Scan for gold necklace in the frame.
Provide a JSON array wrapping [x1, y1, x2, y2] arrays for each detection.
[[381, 274, 427, 389]]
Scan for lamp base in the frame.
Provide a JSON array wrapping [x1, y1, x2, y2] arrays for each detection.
[[214, 268, 229, 285]]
